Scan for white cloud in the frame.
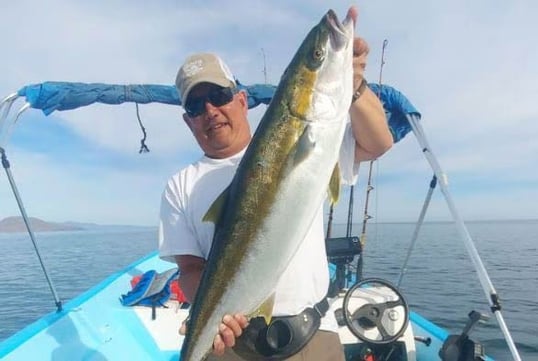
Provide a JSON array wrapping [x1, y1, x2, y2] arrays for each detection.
[[1, 0, 537, 224]]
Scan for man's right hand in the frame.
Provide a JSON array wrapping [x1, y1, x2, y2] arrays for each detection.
[[179, 313, 249, 356]]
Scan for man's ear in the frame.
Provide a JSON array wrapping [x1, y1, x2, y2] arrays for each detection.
[[237, 90, 249, 113], [183, 113, 193, 130]]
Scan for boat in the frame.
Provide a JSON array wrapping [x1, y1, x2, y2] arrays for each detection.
[[0, 81, 523, 360]]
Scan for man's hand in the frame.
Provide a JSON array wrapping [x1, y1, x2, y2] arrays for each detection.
[[212, 314, 249, 355], [352, 37, 370, 89], [348, 37, 393, 161], [179, 313, 249, 356]]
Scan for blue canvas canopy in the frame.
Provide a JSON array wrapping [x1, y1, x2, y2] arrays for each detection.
[[16, 82, 276, 115], [368, 83, 420, 143], [13, 81, 418, 143]]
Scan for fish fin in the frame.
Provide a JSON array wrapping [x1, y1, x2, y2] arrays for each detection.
[[293, 125, 316, 166], [250, 293, 276, 325], [202, 186, 229, 223], [328, 163, 341, 205]]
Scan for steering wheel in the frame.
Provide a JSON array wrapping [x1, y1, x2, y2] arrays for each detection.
[[342, 278, 409, 344]]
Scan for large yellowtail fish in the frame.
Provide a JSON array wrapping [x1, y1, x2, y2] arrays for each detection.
[[181, 7, 356, 361]]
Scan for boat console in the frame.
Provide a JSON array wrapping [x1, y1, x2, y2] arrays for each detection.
[[327, 237, 416, 361], [326, 236, 488, 361], [331, 278, 416, 361]]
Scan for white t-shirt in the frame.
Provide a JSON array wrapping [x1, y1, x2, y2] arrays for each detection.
[[158, 122, 358, 332]]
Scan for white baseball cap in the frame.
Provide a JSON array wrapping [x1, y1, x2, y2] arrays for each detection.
[[175, 53, 236, 103]]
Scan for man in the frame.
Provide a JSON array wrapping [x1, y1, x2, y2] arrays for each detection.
[[159, 37, 392, 360]]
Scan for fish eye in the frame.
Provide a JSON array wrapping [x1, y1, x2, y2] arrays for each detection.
[[313, 48, 325, 61]]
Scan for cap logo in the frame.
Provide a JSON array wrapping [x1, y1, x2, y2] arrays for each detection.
[[183, 59, 204, 77]]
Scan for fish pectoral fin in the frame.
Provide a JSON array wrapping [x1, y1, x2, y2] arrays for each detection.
[[202, 186, 229, 223], [328, 163, 341, 205], [250, 293, 276, 325], [292, 124, 316, 166]]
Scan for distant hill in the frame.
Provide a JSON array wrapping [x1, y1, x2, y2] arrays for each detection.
[[0, 216, 84, 233]]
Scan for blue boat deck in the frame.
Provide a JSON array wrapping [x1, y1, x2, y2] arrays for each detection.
[[0, 252, 185, 361], [0, 251, 495, 361]]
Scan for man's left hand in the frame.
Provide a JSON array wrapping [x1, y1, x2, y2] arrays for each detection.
[[352, 37, 370, 89]]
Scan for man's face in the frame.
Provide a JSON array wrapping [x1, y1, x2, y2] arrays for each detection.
[[183, 83, 251, 159]]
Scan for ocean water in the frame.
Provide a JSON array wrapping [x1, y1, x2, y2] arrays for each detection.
[[0, 221, 536, 360]]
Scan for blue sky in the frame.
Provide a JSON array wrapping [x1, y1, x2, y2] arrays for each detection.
[[0, 1, 537, 225]]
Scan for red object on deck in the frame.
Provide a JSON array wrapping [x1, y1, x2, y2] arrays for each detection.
[[170, 280, 187, 303], [130, 275, 142, 288]]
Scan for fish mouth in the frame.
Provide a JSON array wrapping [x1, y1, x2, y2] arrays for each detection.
[[325, 8, 354, 50]]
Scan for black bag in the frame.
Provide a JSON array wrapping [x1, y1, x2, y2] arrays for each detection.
[[233, 299, 329, 360]]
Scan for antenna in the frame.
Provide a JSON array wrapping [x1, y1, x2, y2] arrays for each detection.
[[261, 48, 267, 84]]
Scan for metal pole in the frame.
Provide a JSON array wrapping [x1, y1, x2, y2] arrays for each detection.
[[396, 175, 437, 288], [1, 147, 63, 312], [407, 114, 521, 361]]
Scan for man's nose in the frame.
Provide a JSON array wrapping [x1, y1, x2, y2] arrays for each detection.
[[204, 101, 219, 118]]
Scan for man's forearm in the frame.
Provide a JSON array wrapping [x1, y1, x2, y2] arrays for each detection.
[[175, 255, 205, 303], [178, 272, 202, 303], [349, 86, 392, 162]]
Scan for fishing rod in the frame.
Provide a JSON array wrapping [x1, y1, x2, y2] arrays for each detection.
[[377, 39, 388, 95], [359, 39, 388, 249]]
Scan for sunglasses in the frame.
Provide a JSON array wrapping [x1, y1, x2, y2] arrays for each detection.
[[184, 87, 238, 117]]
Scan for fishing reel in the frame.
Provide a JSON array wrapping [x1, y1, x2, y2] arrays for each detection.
[[341, 278, 409, 345]]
